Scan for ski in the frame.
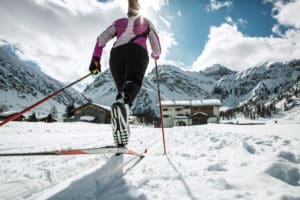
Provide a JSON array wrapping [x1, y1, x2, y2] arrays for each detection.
[[0, 146, 147, 157]]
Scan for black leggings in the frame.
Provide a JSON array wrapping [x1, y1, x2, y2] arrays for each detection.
[[110, 43, 149, 106]]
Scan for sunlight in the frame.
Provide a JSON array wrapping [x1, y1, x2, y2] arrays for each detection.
[[119, 0, 127, 13], [139, 0, 157, 16], [118, 0, 165, 17]]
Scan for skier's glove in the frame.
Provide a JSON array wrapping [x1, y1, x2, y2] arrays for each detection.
[[89, 56, 101, 74], [151, 53, 159, 60]]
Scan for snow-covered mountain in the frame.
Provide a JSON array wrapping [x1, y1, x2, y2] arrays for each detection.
[[2, 39, 299, 119], [84, 60, 300, 117], [84, 64, 237, 115], [0, 46, 87, 117], [213, 60, 300, 107]]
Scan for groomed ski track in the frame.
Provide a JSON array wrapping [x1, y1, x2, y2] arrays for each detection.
[[0, 123, 163, 200], [1, 122, 300, 200]]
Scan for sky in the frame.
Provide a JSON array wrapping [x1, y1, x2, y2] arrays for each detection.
[[0, 0, 300, 88]]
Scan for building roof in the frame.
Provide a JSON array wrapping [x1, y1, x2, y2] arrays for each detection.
[[73, 103, 111, 112], [92, 103, 111, 111], [0, 111, 18, 117], [160, 99, 221, 107], [192, 112, 208, 117]]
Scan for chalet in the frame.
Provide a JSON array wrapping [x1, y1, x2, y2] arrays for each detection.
[[65, 103, 111, 123], [160, 99, 221, 127]]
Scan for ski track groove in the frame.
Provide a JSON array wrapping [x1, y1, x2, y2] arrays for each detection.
[[36, 131, 160, 200]]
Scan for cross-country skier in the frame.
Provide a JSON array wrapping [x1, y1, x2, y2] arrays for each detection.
[[89, 0, 161, 147]]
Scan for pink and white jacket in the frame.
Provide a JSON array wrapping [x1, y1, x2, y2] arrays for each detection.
[[92, 15, 161, 60]]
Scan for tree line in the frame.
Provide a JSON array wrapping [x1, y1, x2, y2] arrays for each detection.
[[220, 83, 300, 120]]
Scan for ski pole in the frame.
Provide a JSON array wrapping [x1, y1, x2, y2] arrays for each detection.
[[154, 60, 167, 155], [0, 72, 95, 127]]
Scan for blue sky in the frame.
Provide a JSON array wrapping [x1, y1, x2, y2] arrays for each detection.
[[150, 0, 288, 68], [0, 0, 299, 86], [161, 0, 276, 66]]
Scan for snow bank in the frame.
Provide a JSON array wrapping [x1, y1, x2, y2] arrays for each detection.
[[265, 162, 300, 186]]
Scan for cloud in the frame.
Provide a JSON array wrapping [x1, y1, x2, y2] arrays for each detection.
[[0, 0, 124, 83], [225, 16, 247, 27], [193, 0, 300, 71], [192, 23, 300, 71], [140, 0, 168, 12], [237, 18, 247, 26], [206, 0, 233, 12], [158, 30, 177, 60], [160, 16, 171, 29], [0, 0, 172, 87], [271, 0, 300, 28], [225, 16, 234, 24]]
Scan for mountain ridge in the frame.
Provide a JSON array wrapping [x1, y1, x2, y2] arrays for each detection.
[[0, 47, 87, 116], [1, 43, 299, 119], [84, 60, 300, 117]]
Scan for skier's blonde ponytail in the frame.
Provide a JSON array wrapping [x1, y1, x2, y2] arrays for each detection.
[[128, 0, 140, 17]]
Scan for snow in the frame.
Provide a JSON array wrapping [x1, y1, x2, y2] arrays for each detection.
[[0, 122, 299, 200], [80, 116, 96, 121], [161, 99, 221, 107]]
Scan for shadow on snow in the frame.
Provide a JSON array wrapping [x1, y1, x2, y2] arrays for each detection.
[[49, 155, 147, 200]]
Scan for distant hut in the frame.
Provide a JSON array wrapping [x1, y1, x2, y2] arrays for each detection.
[[65, 103, 111, 123]]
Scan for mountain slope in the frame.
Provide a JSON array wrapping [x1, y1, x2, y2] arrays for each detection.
[[213, 60, 300, 106], [0, 47, 87, 116], [84, 60, 300, 118], [84, 64, 236, 115]]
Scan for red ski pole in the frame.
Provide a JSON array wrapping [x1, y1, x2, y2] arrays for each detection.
[[0, 72, 94, 127], [154, 60, 167, 155]]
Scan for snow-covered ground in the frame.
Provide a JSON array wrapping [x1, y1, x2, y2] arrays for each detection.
[[0, 122, 299, 200]]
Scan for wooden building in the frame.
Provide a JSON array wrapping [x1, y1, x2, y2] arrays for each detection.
[[65, 103, 111, 123], [191, 112, 209, 125]]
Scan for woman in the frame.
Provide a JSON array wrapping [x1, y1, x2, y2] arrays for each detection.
[[89, 0, 161, 147]]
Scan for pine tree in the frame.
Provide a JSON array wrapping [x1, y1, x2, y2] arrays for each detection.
[[0, 105, 9, 113], [65, 103, 75, 118], [27, 112, 38, 122]]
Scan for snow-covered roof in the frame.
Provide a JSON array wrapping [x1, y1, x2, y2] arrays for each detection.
[[92, 103, 111, 111], [161, 99, 221, 107], [192, 112, 208, 117], [0, 111, 18, 117], [74, 103, 111, 112]]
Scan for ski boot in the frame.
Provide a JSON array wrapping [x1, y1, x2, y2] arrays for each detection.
[[111, 101, 130, 147]]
